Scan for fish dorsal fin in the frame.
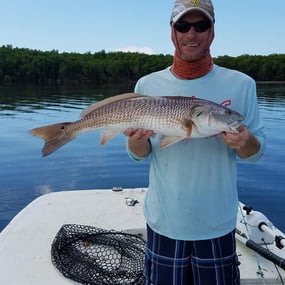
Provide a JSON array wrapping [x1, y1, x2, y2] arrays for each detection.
[[80, 93, 146, 117]]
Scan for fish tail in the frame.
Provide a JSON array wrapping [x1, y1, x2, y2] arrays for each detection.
[[29, 122, 76, 157]]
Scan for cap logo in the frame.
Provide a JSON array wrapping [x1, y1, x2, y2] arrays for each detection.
[[191, 0, 201, 4]]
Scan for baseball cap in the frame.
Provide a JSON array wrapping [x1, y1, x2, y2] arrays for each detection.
[[170, 0, 215, 23]]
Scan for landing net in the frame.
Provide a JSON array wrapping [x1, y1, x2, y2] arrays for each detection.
[[51, 224, 146, 285]]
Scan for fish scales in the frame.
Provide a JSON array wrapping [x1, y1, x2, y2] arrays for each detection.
[[29, 93, 243, 156], [81, 96, 186, 133]]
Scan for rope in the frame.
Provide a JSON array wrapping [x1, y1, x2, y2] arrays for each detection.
[[238, 204, 267, 285]]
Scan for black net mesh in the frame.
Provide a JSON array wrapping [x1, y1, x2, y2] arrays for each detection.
[[51, 224, 146, 285]]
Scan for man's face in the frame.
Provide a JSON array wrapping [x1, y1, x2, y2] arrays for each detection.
[[174, 11, 213, 61]]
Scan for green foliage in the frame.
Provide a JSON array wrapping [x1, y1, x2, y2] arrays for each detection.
[[0, 45, 172, 85], [214, 54, 285, 82], [0, 45, 284, 85]]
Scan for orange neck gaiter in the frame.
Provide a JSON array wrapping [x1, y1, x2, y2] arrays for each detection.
[[171, 23, 214, 80]]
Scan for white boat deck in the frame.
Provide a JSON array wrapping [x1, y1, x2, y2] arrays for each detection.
[[0, 188, 284, 284]]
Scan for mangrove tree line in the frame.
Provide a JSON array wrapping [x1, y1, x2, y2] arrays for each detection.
[[0, 45, 284, 85]]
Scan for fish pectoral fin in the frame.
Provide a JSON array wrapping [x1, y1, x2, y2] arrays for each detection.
[[100, 130, 121, 145], [183, 119, 193, 139], [160, 136, 183, 148]]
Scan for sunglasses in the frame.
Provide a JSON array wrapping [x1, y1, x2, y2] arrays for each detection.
[[174, 20, 212, 33]]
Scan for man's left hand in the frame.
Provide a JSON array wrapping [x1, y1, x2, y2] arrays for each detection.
[[221, 126, 260, 158]]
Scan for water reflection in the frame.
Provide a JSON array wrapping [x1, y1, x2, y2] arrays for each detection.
[[1, 83, 284, 116], [0, 83, 135, 116], [257, 83, 285, 106]]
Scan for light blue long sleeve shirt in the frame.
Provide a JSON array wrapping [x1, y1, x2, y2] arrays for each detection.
[[128, 65, 266, 240]]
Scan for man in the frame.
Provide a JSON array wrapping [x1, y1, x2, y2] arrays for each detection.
[[125, 0, 265, 284]]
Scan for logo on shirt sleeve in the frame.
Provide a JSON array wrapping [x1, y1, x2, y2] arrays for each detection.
[[220, 99, 232, 107]]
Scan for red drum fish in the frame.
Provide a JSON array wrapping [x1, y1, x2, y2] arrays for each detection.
[[29, 93, 243, 157]]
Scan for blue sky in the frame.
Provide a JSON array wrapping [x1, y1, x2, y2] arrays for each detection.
[[1, 0, 284, 57]]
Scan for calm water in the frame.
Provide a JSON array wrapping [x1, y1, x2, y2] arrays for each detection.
[[0, 83, 285, 232]]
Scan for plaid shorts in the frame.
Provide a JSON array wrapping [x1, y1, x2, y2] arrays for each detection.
[[143, 225, 240, 285]]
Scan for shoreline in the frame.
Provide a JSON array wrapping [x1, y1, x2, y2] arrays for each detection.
[[256, 81, 285, 84]]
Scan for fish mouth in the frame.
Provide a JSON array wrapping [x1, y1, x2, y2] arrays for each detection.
[[229, 120, 243, 131]]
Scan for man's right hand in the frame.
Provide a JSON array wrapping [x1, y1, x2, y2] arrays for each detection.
[[124, 128, 153, 157]]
